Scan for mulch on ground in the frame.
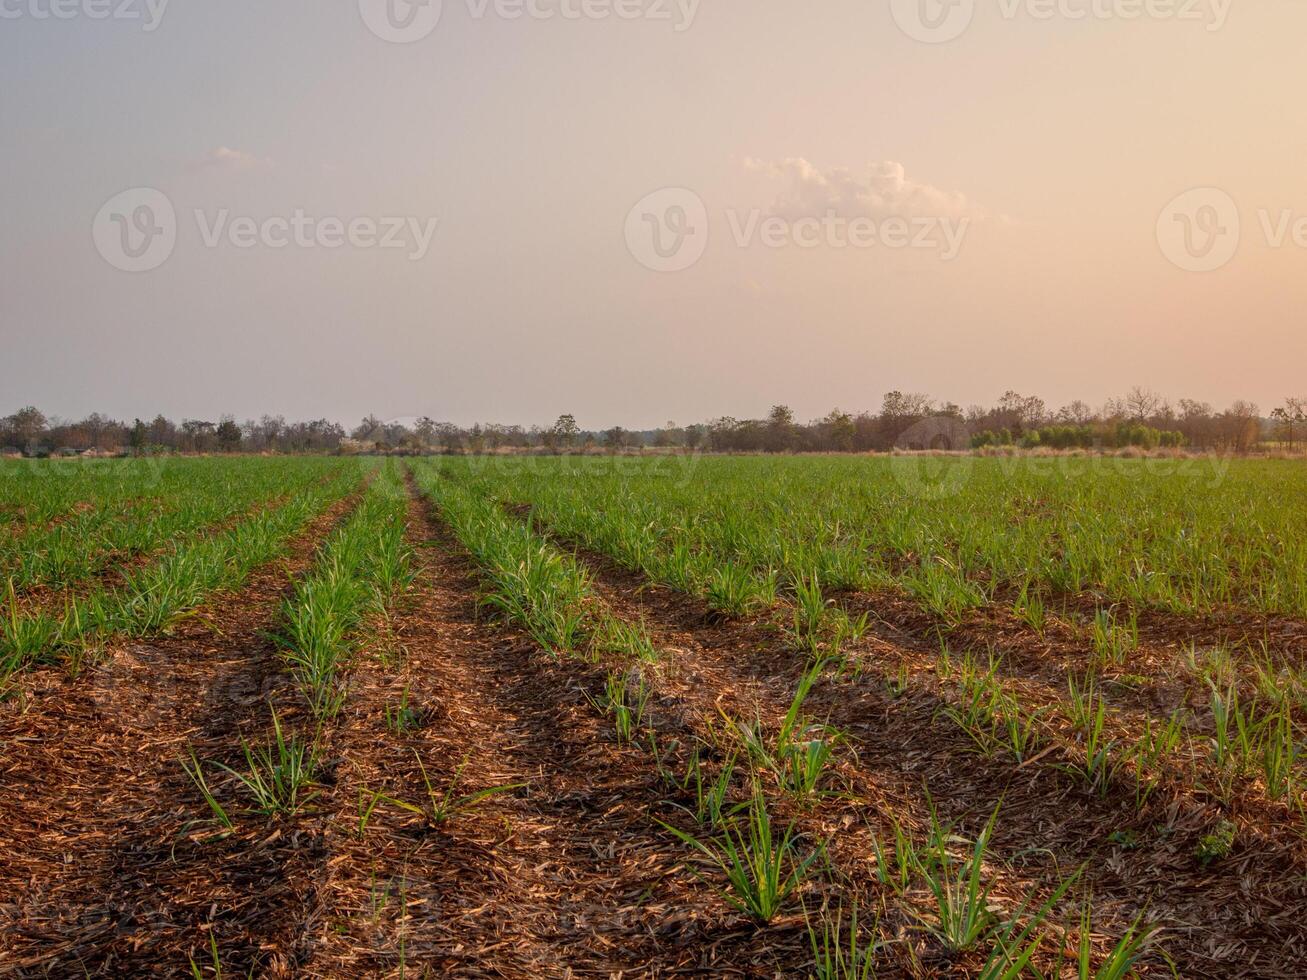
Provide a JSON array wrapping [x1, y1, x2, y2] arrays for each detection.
[[533, 526, 1307, 978], [302, 479, 816, 978], [0, 490, 362, 977]]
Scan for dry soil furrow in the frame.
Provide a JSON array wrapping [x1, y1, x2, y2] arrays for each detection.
[[302, 483, 815, 978], [825, 593, 1306, 829], [541, 532, 1307, 979], [837, 587, 1307, 735], [0, 486, 363, 977]]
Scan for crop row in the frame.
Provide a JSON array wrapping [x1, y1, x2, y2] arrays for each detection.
[[449, 459, 1307, 831], [0, 464, 364, 685], [277, 460, 413, 720], [0, 457, 182, 527], [440, 454, 1307, 620], [437, 457, 1306, 815], [408, 460, 1157, 977], [183, 461, 416, 832], [1, 458, 343, 592]]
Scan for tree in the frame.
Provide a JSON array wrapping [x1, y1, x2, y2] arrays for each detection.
[[1176, 399, 1215, 449], [78, 412, 121, 450], [351, 415, 385, 442], [822, 409, 855, 452], [604, 426, 629, 451], [252, 415, 285, 451], [215, 417, 242, 451], [881, 391, 934, 426], [1221, 401, 1261, 453], [707, 417, 739, 452], [994, 391, 1046, 433], [654, 421, 683, 448], [181, 419, 216, 452], [552, 414, 580, 450], [148, 414, 176, 449], [415, 416, 436, 450], [766, 405, 796, 452], [1270, 398, 1305, 450], [1056, 400, 1094, 425], [436, 422, 463, 452], [130, 418, 147, 454], [1125, 386, 1163, 422], [3, 406, 47, 453]]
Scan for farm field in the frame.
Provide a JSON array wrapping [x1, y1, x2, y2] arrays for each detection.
[[0, 455, 1304, 977]]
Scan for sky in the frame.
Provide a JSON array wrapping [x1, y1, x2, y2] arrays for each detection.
[[2, 0, 1305, 430]]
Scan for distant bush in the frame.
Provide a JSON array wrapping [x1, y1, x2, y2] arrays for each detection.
[[971, 424, 1185, 451]]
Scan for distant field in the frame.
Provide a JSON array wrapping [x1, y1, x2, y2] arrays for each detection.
[[449, 453, 1307, 617], [1, 455, 1303, 977]]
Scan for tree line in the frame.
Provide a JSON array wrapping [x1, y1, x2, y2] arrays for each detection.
[[2, 389, 1304, 458]]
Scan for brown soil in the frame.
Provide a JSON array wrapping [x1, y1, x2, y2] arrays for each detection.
[[530, 528, 1307, 979], [839, 586, 1307, 728], [300, 475, 815, 977], [0, 490, 361, 977], [821, 590, 1307, 817], [4, 467, 1304, 978]]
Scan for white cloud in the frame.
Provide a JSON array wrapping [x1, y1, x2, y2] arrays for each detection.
[[744, 157, 980, 221], [192, 146, 272, 173]]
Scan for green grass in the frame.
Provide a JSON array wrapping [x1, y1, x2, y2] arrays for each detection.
[[0, 463, 363, 681], [359, 751, 523, 832], [662, 783, 825, 924], [0, 457, 339, 591], [429, 453, 1307, 620], [276, 460, 413, 719]]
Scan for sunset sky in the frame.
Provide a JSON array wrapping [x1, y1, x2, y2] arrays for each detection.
[[2, 0, 1305, 428]]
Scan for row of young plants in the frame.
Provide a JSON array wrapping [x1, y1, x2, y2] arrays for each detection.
[[178, 463, 522, 976], [277, 461, 414, 721], [182, 461, 417, 840], [1000, 585, 1307, 744], [455, 453, 1307, 755], [790, 573, 1304, 873], [440, 460, 1305, 818], [800, 581, 1304, 826], [0, 463, 365, 686], [435, 453, 1307, 620], [808, 587, 1301, 820], [0, 456, 181, 528], [1, 458, 340, 592], [408, 461, 1158, 977], [442, 462, 1307, 973], [933, 646, 1302, 827]]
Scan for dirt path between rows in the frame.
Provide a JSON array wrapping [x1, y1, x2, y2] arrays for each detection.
[[0, 487, 362, 977], [834, 587, 1307, 736], [538, 530, 1307, 979], [823, 591, 1307, 830], [301, 476, 819, 977]]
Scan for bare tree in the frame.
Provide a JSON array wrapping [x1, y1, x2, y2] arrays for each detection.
[[1125, 386, 1163, 422], [1221, 401, 1261, 454], [1056, 400, 1094, 425]]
